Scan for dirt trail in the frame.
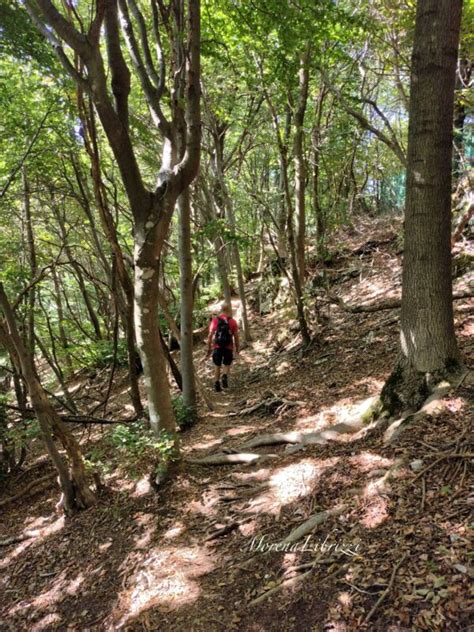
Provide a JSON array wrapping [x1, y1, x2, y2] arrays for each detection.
[[1, 229, 472, 631]]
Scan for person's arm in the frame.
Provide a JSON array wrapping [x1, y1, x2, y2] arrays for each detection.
[[207, 330, 214, 356], [207, 318, 215, 356]]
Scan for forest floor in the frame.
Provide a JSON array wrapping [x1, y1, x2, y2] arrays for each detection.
[[1, 218, 473, 631]]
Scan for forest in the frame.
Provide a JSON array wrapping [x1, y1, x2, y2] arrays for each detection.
[[0, 0, 473, 629]]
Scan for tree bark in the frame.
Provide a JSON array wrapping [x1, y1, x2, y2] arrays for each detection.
[[293, 47, 310, 286], [178, 187, 197, 414], [22, 167, 36, 357], [381, 0, 462, 414], [311, 86, 327, 252], [26, 0, 202, 447]]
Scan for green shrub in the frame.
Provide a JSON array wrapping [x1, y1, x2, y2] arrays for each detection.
[[172, 395, 196, 430], [108, 421, 178, 472], [83, 339, 129, 369]]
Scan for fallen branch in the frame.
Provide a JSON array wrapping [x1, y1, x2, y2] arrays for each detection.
[[204, 522, 240, 542], [249, 561, 348, 607], [363, 552, 408, 624], [61, 414, 137, 425]]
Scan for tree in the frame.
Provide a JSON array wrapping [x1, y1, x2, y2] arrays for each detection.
[[22, 0, 201, 451], [381, 0, 463, 414]]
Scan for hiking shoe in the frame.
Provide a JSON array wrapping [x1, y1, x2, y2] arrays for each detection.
[[222, 375, 228, 389], [214, 381, 222, 392]]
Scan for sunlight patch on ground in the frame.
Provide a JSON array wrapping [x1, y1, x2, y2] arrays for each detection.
[[348, 452, 393, 474], [225, 424, 257, 437], [188, 437, 222, 451], [0, 516, 65, 570], [359, 495, 389, 529], [116, 545, 214, 625], [133, 476, 153, 497], [359, 474, 391, 528], [186, 489, 220, 517], [293, 395, 380, 436], [163, 523, 186, 540], [9, 570, 84, 616], [133, 513, 156, 549], [31, 613, 62, 631], [245, 459, 336, 515], [343, 271, 401, 305]]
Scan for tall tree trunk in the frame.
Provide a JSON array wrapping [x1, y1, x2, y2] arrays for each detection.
[[22, 167, 36, 356], [134, 219, 177, 439], [200, 179, 232, 303], [27, 0, 202, 455], [381, 0, 462, 414], [226, 197, 251, 341], [75, 99, 143, 416], [293, 47, 310, 286], [178, 187, 197, 414], [51, 267, 74, 376], [276, 108, 292, 263], [311, 86, 327, 253]]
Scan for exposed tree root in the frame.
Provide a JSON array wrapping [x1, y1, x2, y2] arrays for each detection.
[[0, 529, 42, 546], [248, 560, 348, 607], [186, 452, 278, 466], [0, 472, 56, 508], [240, 398, 381, 450], [363, 553, 408, 624], [204, 522, 240, 542], [383, 378, 465, 444], [281, 505, 347, 545], [231, 396, 302, 417]]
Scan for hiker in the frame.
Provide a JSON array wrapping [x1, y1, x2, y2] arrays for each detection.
[[207, 303, 240, 392]]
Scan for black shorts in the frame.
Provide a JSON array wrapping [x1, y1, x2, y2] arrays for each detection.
[[212, 348, 233, 366]]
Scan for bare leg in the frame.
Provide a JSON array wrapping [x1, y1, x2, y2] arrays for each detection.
[[214, 365, 221, 381]]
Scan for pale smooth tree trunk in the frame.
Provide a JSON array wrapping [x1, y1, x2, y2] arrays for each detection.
[[382, 0, 462, 413], [226, 197, 251, 342], [22, 167, 36, 357], [293, 46, 310, 286], [134, 216, 177, 438], [311, 86, 327, 253], [178, 187, 197, 414]]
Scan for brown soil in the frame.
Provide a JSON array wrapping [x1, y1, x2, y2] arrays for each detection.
[[1, 219, 472, 631]]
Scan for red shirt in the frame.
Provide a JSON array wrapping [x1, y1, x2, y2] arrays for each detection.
[[210, 314, 238, 350]]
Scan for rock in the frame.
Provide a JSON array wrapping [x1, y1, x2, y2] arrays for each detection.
[[410, 459, 424, 472]]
